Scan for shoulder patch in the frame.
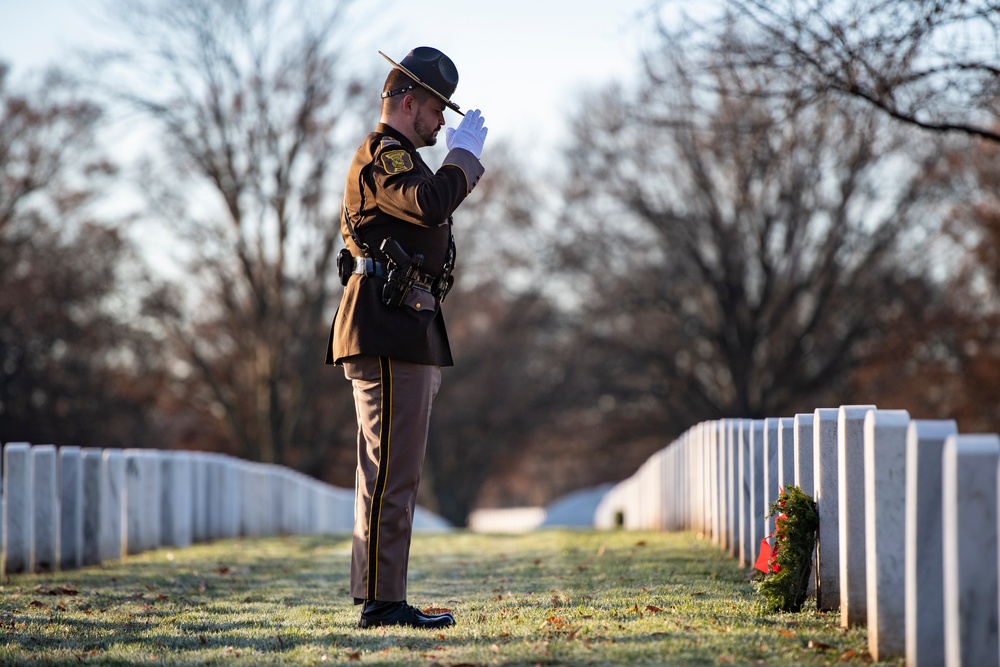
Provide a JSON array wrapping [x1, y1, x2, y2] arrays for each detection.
[[380, 136, 401, 149], [381, 149, 414, 174]]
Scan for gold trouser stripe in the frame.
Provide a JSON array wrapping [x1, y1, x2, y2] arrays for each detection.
[[366, 356, 393, 600]]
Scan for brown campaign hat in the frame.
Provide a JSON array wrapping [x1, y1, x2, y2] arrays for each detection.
[[379, 47, 464, 115]]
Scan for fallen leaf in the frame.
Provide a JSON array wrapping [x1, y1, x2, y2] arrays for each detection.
[[838, 649, 856, 662], [778, 629, 796, 638], [347, 651, 360, 661], [200, 635, 207, 645], [635, 540, 647, 547], [808, 640, 834, 650], [422, 607, 452, 615], [28, 601, 48, 610], [646, 605, 664, 613], [216, 566, 230, 575], [691, 591, 707, 597]]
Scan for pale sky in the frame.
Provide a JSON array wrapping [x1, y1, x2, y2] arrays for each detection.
[[0, 0, 668, 159]]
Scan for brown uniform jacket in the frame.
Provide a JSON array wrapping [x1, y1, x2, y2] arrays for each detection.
[[326, 123, 485, 367]]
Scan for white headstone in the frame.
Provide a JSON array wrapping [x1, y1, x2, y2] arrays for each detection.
[[142, 451, 162, 550], [80, 448, 104, 566], [794, 413, 815, 495], [205, 454, 223, 540], [725, 420, 738, 558], [220, 456, 241, 539], [863, 409, 910, 661], [2, 443, 32, 575], [736, 420, 753, 567], [191, 452, 208, 542], [124, 449, 161, 554], [264, 464, 281, 535], [239, 461, 263, 536], [813, 407, 840, 611], [662, 446, 678, 531], [705, 422, 717, 540], [328, 485, 354, 534], [762, 417, 781, 541], [748, 420, 765, 564], [838, 404, 876, 627], [160, 451, 193, 548], [31, 445, 58, 572], [777, 417, 795, 492], [943, 434, 1000, 667], [59, 446, 83, 571], [100, 450, 125, 562], [794, 413, 817, 597], [688, 424, 707, 533], [718, 421, 728, 548], [904, 419, 956, 667]]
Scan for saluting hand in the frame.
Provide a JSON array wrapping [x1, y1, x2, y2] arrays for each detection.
[[445, 109, 488, 159]]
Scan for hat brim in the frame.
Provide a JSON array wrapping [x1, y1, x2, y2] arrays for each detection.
[[379, 50, 464, 116]]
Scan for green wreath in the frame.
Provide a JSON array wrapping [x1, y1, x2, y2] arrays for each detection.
[[755, 485, 819, 613]]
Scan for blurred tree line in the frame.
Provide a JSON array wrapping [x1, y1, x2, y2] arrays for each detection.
[[1, 0, 998, 526]]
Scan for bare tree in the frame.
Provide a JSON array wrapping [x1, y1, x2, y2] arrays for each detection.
[[0, 63, 166, 447], [854, 130, 1000, 433], [552, 32, 948, 431], [674, 0, 1000, 142], [95, 0, 367, 466]]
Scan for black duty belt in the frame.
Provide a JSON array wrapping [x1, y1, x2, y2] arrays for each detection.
[[352, 256, 436, 292]]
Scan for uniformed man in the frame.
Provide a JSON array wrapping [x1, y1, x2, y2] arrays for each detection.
[[326, 46, 488, 629]]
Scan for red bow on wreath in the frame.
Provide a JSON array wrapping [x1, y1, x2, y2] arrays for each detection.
[[754, 488, 787, 574]]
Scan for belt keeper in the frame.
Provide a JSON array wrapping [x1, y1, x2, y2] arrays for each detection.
[[353, 257, 386, 277]]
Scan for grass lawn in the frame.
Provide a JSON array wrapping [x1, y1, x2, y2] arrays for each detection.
[[0, 529, 901, 666]]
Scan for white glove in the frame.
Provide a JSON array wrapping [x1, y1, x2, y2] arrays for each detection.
[[445, 108, 488, 159]]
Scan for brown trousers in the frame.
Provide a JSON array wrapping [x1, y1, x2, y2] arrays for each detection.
[[342, 355, 441, 602]]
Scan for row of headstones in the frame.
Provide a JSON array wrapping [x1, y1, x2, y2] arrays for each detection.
[[593, 406, 1000, 667], [0, 444, 358, 576]]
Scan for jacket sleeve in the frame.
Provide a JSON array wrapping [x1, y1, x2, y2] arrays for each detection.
[[370, 143, 485, 227]]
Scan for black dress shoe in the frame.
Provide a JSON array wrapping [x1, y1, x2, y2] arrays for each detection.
[[358, 600, 456, 629]]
